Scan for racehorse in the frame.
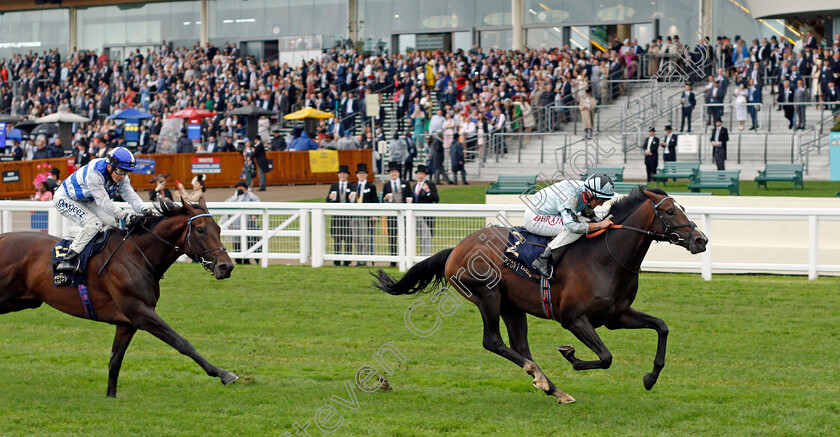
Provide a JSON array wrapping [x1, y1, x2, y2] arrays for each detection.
[[373, 187, 708, 404], [0, 198, 237, 397]]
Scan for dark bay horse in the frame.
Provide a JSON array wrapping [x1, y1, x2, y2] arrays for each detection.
[[373, 187, 708, 404], [0, 198, 237, 397]]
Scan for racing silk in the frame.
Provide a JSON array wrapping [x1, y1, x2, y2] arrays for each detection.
[[530, 180, 597, 234], [59, 158, 146, 219]]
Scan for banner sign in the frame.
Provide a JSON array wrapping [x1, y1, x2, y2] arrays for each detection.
[[187, 123, 202, 141], [0, 122, 6, 147], [2, 170, 20, 183], [191, 156, 221, 174], [124, 120, 140, 141], [134, 158, 156, 175], [308, 150, 339, 173]]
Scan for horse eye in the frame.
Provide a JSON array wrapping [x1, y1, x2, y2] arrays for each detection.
[[196, 227, 206, 234], [666, 209, 674, 216]]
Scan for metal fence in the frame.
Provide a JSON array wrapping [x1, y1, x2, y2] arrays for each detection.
[[2, 201, 839, 280]]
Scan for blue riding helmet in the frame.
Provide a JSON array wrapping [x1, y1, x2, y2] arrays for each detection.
[[108, 147, 136, 172]]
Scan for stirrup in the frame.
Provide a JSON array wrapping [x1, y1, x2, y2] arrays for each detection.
[[56, 260, 81, 274]]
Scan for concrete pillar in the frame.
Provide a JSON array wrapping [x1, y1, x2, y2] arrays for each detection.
[[616, 24, 631, 43], [512, 0, 524, 50], [701, 0, 712, 40], [68, 7, 77, 52], [348, 0, 359, 48], [200, 0, 209, 47]]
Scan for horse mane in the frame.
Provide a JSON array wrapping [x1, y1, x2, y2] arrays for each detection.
[[607, 186, 667, 223], [132, 199, 206, 232]]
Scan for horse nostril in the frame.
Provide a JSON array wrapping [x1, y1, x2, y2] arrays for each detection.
[[695, 237, 706, 246]]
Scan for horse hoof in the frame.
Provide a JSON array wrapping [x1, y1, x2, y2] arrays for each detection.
[[221, 372, 239, 385], [643, 373, 657, 390], [557, 344, 575, 356], [557, 393, 577, 404]]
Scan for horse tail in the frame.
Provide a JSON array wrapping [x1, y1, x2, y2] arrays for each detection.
[[371, 248, 454, 295]]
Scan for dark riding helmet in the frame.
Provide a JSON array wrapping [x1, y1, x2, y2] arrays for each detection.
[[584, 174, 616, 200], [108, 147, 136, 172]]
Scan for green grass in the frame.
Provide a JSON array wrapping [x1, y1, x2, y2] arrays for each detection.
[[1, 266, 839, 436], [638, 179, 840, 197]]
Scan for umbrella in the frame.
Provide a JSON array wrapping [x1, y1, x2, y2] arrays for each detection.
[[166, 107, 216, 119], [0, 114, 23, 123], [283, 107, 335, 120], [31, 123, 59, 136], [7, 129, 23, 141], [225, 105, 277, 117], [36, 111, 91, 124], [14, 120, 40, 134], [107, 107, 154, 120]]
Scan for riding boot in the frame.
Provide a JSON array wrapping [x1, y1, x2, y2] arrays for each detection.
[[531, 246, 565, 278], [56, 250, 82, 274]]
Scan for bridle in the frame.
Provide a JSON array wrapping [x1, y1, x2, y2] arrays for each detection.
[[99, 212, 228, 278], [592, 195, 697, 273]]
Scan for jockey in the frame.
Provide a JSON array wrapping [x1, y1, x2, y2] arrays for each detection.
[[54, 147, 152, 273], [526, 174, 616, 278]]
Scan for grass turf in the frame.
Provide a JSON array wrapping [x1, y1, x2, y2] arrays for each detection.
[[1, 265, 839, 436]]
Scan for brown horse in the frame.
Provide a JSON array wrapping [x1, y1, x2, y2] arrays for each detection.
[[0, 198, 237, 397], [373, 187, 708, 404]]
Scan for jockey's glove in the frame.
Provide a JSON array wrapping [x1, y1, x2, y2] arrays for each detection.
[[141, 207, 154, 217], [125, 214, 144, 229]]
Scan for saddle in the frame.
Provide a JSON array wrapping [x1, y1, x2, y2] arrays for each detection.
[[52, 229, 114, 288], [503, 227, 551, 283]]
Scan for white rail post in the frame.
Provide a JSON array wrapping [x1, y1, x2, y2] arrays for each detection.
[[299, 208, 310, 264], [702, 213, 712, 281], [2, 210, 12, 233], [261, 208, 269, 268], [406, 209, 416, 268], [397, 210, 406, 272], [808, 215, 818, 280], [311, 207, 325, 268]]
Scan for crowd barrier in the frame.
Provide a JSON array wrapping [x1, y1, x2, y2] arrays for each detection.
[[0, 150, 373, 199], [1, 201, 838, 281]]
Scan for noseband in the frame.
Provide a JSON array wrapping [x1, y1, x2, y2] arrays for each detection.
[[133, 213, 227, 277]]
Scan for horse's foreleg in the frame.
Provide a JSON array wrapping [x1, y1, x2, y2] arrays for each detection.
[[605, 308, 668, 390], [502, 310, 575, 404], [558, 316, 613, 370], [107, 324, 137, 398], [129, 306, 238, 385]]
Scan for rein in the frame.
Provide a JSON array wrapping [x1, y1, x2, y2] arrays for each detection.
[[585, 196, 698, 273], [99, 212, 227, 278]]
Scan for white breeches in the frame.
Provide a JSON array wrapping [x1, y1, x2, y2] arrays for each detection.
[[523, 209, 585, 250], [54, 191, 119, 253]]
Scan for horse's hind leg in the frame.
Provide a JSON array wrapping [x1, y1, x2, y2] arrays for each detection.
[[107, 324, 137, 398], [127, 303, 238, 386], [501, 309, 575, 404], [558, 316, 614, 370], [605, 308, 668, 390]]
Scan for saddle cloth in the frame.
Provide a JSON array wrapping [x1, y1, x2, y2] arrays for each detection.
[[52, 229, 114, 287], [504, 227, 550, 283]]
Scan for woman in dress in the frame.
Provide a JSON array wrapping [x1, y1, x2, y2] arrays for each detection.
[[733, 83, 749, 130], [441, 111, 457, 150], [177, 174, 206, 203], [240, 139, 256, 188], [811, 59, 823, 109]]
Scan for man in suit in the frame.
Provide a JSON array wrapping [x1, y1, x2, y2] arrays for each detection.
[[662, 125, 677, 162], [202, 136, 219, 153], [680, 84, 696, 132], [710, 119, 728, 170], [746, 62, 764, 89], [351, 163, 378, 266], [340, 92, 358, 133], [824, 81, 839, 114], [382, 161, 413, 267], [450, 134, 467, 185], [413, 165, 439, 256], [326, 165, 356, 266], [778, 80, 795, 129], [776, 61, 790, 95], [793, 79, 809, 129], [642, 127, 660, 182], [252, 137, 270, 191], [747, 78, 762, 130]]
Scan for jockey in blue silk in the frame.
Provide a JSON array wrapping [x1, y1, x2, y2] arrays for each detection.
[[525, 174, 616, 278], [54, 147, 152, 273]]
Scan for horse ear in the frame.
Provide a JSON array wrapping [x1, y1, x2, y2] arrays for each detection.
[[198, 196, 208, 211]]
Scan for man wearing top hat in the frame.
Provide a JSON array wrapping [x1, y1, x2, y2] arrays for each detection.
[[352, 163, 378, 266], [662, 125, 677, 162], [382, 161, 413, 267], [412, 165, 439, 256], [642, 127, 660, 183], [326, 164, 356, 266], [271, 128, 287, 151]]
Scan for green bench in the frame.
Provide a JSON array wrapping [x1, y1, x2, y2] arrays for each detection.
[[580, 167, 624, 182], [613, 182, 642, 194], [486, 175, 539, 195], [688, 170, 741, 195], [755, 163, 804, 190], [652, 162, 701, 185]]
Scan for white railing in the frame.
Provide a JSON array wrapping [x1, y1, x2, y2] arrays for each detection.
[[2, 201, 839, 280]]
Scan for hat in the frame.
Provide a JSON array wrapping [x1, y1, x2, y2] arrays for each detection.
[[665, 125, 673, 131], [191, 174, 205, 186], [387, 162, 402, 172], [337, 164, 350, 174], [148, 173, 170, 184], [356, 163, 369, 173], [235, 180, 248, 189], [649, 127, 656, 132], [416, 165, 429, 174], [272, 129, 281, 134]]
